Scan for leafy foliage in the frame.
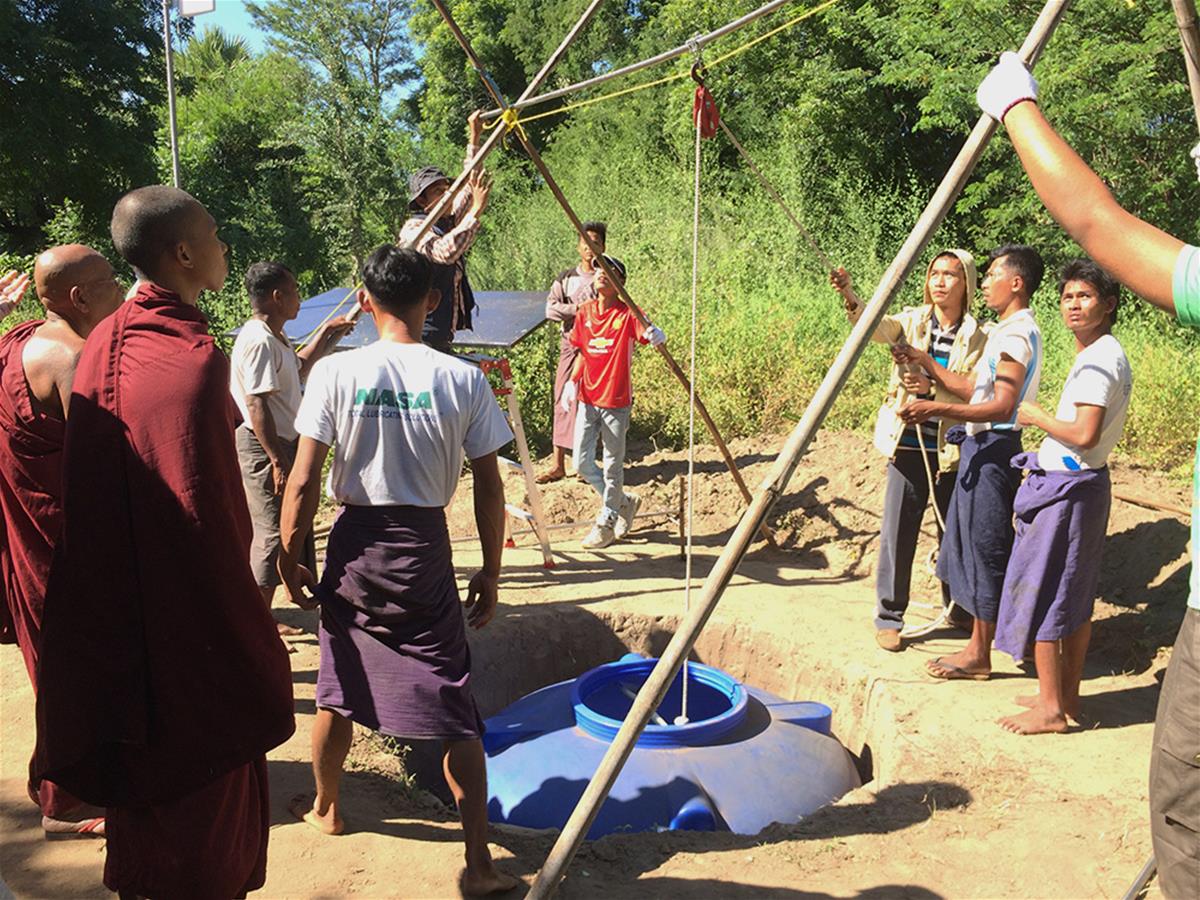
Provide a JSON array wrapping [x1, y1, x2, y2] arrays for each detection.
[[3, 0, 1200, 471]]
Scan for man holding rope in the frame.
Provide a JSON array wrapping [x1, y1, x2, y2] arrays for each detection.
[[831, 252, 985, 650], [976, 50, 1197, 897], [897, 244, 1044, 681]]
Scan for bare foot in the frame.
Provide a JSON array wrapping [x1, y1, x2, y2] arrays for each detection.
[[462, 864, 520, 896], [1014, 693, 1081, 719], [535, 468, 565, 484], [289, 793, 343, 835], [997, 707, 1069, 735], [926, 650, 990, 680], [276, 622, 304, 637]]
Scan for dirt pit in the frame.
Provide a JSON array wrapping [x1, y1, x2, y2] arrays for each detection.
[[0, 429, 1188, 898]]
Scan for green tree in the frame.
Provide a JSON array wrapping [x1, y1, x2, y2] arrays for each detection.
[[248, 0, 420, 269], [0, 0, 172, 252], [169, 27, 339, 337]]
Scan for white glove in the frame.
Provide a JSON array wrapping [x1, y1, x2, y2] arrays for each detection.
[[559, 378, 577, 412], [1190, 141, 1200, 184], [977, 51, 1038, 123], [645, 324, 666, 347]]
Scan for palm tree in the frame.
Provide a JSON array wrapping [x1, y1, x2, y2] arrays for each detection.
[[179, 27, 251, 80]]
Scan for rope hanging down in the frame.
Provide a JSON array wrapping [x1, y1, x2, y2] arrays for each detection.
[[679, 60, 718, 726]]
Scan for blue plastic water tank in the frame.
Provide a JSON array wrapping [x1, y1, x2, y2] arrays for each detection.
[[483, 656, 860, 838]]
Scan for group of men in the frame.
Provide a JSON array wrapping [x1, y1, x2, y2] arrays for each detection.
[[0, 51, 1194, 900], [0, 112, 520, 897], [834, 53, 1195, 897], [836, 242, 1131, 738]]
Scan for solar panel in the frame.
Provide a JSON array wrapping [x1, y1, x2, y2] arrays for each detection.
[[241, 288, 550, 351]]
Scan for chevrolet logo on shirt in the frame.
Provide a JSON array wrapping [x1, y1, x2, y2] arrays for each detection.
[[588, 336, 615, 352]]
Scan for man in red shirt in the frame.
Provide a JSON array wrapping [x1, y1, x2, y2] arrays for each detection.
[[561, 256, 665, 548]]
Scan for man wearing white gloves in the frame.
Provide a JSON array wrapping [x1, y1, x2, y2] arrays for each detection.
[[561, 255, 666, 549], [976, 49, 1198, 899]]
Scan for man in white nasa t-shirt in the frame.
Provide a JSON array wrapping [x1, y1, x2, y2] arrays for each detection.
[[277, 245, 518, 895]]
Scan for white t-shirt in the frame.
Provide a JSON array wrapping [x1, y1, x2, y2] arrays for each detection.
[[294, 342, 514, 507], [965, 308, 1043, 436], [230, 318, 303, 442], [1037, 334, 1132, 471]]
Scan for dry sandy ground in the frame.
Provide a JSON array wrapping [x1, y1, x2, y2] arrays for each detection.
[[0, 430, 1189, 899]]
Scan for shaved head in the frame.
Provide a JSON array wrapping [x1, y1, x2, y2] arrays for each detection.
[[110, 186, 207, 278], [35, 244, 110, 305]]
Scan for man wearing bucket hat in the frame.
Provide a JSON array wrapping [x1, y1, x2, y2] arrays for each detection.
[[398, 111, 492, 352], [831, 251, 987, 651]]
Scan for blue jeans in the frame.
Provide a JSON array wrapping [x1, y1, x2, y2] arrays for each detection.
[[574, 403, 630, 526]]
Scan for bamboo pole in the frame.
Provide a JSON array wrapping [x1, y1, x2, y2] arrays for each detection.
[[526, 2, 1072, 895], [348, 0, 608, 327], [1171, 0, 1200, 134], [480, 0, 799, 120], [433, 1, 776, 546]]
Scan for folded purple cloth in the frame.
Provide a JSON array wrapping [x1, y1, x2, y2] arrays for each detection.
[[994, 452, 1111, 661]]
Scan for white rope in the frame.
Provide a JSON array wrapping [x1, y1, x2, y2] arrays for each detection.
[[900, 377, 960, 639], [677, 95, 704, 727]]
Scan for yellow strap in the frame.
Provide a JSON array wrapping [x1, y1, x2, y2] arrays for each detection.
[[516, 0, 843, 126], [298, 284, 358, 348]]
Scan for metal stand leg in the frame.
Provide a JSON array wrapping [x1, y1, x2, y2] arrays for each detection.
[[479, 356, 555, 568]]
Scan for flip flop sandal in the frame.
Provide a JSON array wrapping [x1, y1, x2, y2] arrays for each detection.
[[927, 657, 991, 681], [43, 815, 105, 838]]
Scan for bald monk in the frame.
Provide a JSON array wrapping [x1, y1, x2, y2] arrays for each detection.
[[33, 187, 295, 898], [0, 246, 122, 836]]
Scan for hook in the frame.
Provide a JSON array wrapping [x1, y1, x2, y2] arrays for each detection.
[[690, 61, 707, 86]]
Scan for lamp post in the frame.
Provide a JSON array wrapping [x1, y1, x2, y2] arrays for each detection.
[[162, 0, 215, 189]]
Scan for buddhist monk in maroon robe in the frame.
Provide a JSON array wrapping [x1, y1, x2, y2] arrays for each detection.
[[33, 187, 295, 899], [0, 245, 121, 836]]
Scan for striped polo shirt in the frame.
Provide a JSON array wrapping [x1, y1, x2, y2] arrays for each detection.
[[898, 312, 959, 452]]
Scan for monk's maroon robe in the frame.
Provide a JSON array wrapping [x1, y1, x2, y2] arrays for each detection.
[[0, 320, 82, 818], [34, 283, 294, 897]]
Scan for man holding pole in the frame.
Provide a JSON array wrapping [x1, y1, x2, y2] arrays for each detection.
[[975, 49, 1197, 899], [399, 112, 491, 352], [896, 244, 1044, 680]]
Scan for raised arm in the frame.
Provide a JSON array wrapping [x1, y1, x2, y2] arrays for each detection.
[[0, 270, 30, 318], [297, 316, 355, 380], [980, 53, 1183, 313], [831, 267, 904, 344], [402, 168, 491, 265]]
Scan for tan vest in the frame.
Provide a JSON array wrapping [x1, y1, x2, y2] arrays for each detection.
[[850, 304, 987, 472]]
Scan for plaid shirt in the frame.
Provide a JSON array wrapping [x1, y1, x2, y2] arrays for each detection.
[[398, 144, 481, 336]]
